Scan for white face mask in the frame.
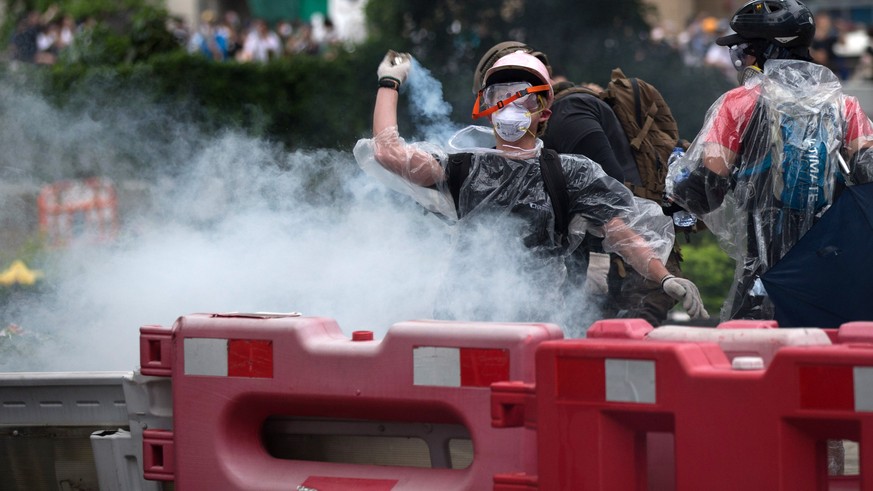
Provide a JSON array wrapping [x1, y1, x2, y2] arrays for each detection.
[[492, 104, 532, 142]]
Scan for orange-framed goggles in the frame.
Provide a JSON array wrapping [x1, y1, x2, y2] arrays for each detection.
[[472, 82, 551, 119]]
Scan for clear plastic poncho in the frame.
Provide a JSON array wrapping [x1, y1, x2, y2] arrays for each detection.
[[668, 59, 873, 320], [354, 124, 673, 333]]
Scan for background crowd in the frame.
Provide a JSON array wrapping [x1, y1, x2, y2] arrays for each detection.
[[178, 9, 345, 63], [653, 9, 873, 83], [7, 7, 346, 66], [7, 4, 873, 83]]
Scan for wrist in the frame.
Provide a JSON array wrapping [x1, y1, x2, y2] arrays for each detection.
[[378, 77, 401, 91], [660, 274, 676, 288]]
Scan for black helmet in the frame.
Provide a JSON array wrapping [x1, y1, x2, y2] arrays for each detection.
[[716, 0, 814, 48]]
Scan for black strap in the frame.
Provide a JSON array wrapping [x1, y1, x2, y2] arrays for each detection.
[[446, 149, 570, 239], [447, 153, 472, 218], [539, 148, 570, 239]]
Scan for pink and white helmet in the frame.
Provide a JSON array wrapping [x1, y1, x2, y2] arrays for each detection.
[[483, 50, 554, 104]]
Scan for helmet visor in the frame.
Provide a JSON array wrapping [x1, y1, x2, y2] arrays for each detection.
[[483, 82, 540, 110], [472, 82, 551, 119], [729, 43, 754, 70]]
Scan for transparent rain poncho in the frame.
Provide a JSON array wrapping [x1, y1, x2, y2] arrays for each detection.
[[668, 59, 873, 320], [354, 124, 673, 332]]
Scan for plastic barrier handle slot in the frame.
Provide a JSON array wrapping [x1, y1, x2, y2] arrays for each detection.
[[140, 325, 174, 377], [491, 381, 536, 428]]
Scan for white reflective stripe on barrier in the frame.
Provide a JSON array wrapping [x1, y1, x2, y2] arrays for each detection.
[[413, 346, 510, 388], [183, 338, 273, 378], [605, 359, 656, 404], [185, 338, 228, 376], [855, 366, 873, 412], [414, 347, 460, 387]]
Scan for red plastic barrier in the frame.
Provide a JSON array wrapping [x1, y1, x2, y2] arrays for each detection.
[[37, 177, 118, 247], [139, 313, 563, 490], [493, 321, 873, 490], [838, 322, 873, 344]]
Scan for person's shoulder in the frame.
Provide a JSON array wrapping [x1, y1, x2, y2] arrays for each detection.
[[725, 83, 757, 96], [843, 95, 868, 117], [555, 90, 605, 107], [558, 152, 597, 172], [550, 91, 607, 120], [718, 83, 760, 108]]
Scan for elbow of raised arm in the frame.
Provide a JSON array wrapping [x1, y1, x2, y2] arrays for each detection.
[[373, 141, 427, 185], [373, 144, 393, 169]]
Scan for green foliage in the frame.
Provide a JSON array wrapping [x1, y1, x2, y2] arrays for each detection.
[[0, 234, 46, 267], [127, 6, 182, 62], [60, 5, 179, 65], [34, 46, 378, 152], [680, 231, 735, 316], [0, 239, 50, 345], [2, 0, 179, 66], [363, 0, 407, 47], [60, 23, 129, 65]]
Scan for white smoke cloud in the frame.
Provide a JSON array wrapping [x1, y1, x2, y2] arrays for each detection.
[[0, 75, 456, 371], [0, 62, 596, 372], [405, 58, 462, 145]]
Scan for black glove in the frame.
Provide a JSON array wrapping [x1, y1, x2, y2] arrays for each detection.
[[672, 167, 730, 216]]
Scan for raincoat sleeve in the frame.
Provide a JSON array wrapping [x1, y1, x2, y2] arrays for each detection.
[[353, 126, 457, 219], [845, 96, 873, 184], [667, 85, 757, 218], [563, 155, 673, 277]]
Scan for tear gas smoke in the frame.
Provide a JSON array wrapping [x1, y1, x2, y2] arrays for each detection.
[[0, 64, 594, 372], [405, 58, 462, 145]]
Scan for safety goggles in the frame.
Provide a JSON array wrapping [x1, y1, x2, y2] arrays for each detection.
[[729, 43, 754, 71], [472, 82, 551, 119]]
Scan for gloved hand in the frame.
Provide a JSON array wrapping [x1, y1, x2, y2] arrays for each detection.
[[661, 275, 709, 319], [377, 50, 412, 89], [672, 166, 729, 216]]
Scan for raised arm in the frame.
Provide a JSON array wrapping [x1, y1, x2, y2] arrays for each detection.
[[372, 51, 446, 187]]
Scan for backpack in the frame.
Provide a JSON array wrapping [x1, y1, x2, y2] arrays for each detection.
[[447, 149, 570, 239], [553, 68, 681, 203], [734, 97, 843, 212]]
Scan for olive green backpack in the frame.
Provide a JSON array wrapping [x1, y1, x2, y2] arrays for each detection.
[[554, 68, 682, 202]]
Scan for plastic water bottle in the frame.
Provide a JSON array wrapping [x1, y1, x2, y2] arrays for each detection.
[[668, 147, 684, 166], [673, 210, 697, 228], [666, 147, 687, 195], [667, 147, 698, 227]]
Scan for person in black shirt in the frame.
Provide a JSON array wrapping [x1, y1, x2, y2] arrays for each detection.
[[543, 82, 641, 186]]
